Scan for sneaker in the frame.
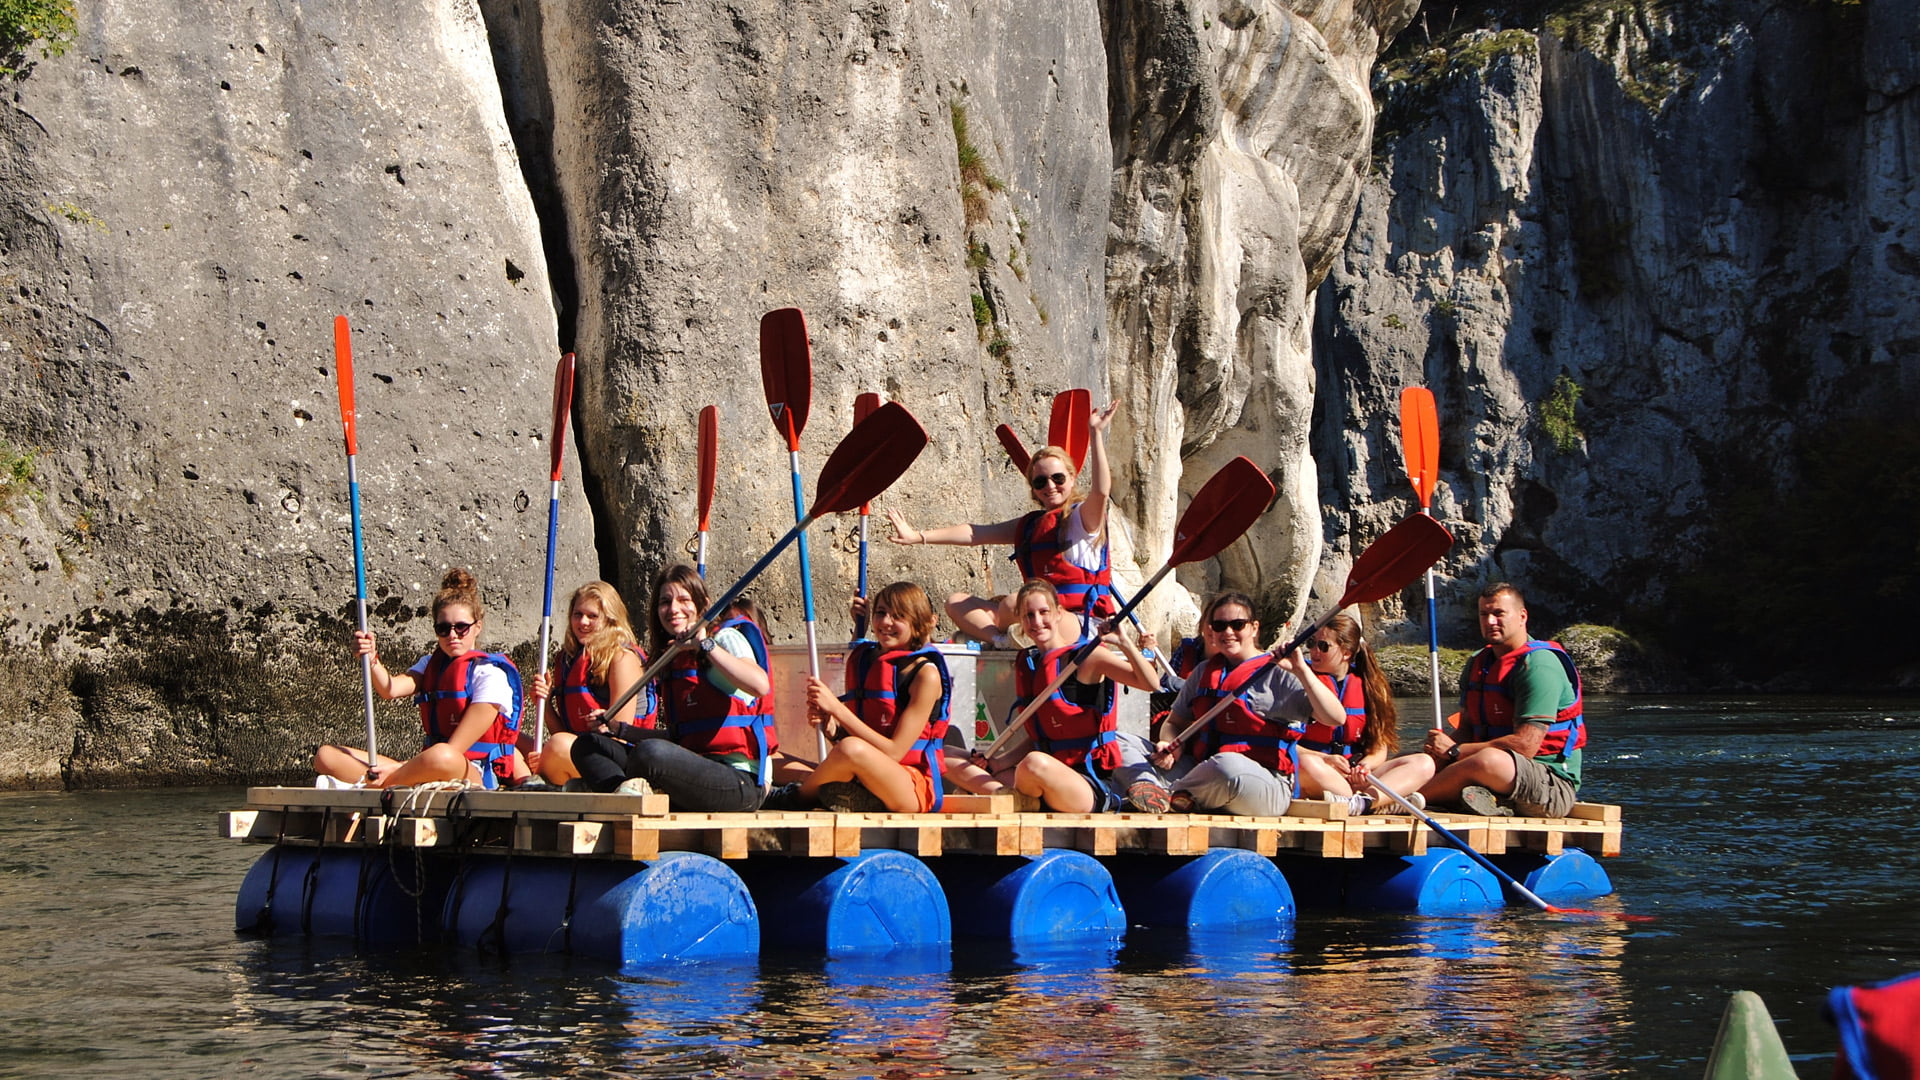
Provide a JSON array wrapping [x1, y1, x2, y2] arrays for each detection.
[[314, 775, 366, 790], [1167, 789, 1195, 814], [1346, 792, 1373, 816], [760, 781, 806, 812], [1372, 790, 1426, 815], [988, 630, 1017, 650], [1126, 780, 1172, 814], [511, 776, 554, 792], [614, 777, 654, 798], [817, 781, 888, 813], [561, 778, 596, 793], [1458, 785, 1511, 817]]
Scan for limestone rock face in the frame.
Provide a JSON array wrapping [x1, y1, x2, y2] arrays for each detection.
[[1103, 0, 1419, 628], [1316, 2, 1920, 666], [0, 0, 592, 786]]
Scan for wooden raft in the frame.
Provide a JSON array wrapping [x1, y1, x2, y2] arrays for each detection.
[[223, 787, 1622, 862]]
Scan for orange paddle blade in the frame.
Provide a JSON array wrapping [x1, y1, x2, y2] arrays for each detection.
[[697, 405, 718, 530], [995, 423, 1032, 473], [853, 393, 882, 512], [332, 316, 357, 456], [1168, 456, 1276, 565], [1400, 387, 1439, 508], [548, 353, 576, 481], [1338, 513, 1453, 608], [811, 401, 927, 516], [759, 308, 812, 450], [1049, 388, 1091, 473]]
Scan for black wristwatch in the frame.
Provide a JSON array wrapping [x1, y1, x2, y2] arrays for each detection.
[[698, 635, 717, 653], [1446, 745, 1460, 763]]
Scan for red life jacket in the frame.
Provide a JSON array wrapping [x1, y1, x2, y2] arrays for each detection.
[[1187, 653, 1298, 776], [1009, 506, 1117, 617], [556, 642, 657, 735], [1298, 671, 1368, 758], [841, 642, 952, 810], [1014, 639, 1120, 770], [1459, 639, 1586, 758], [414, 650, 523, 789], [1169, 636, 1205, 680], [660, 617, 779, 785]]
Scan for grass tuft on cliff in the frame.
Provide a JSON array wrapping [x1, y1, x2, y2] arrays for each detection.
[[0, 0, 75, 77]]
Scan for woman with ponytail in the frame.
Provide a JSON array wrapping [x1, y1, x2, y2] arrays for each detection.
[[1295, 613, 1406, 813], [315, 567, 526, 789]]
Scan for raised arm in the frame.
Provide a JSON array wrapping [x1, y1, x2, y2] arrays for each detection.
[[354, 630, 417, 699], [1075, 402, 1117, 535]]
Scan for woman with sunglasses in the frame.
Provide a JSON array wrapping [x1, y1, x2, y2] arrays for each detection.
[[315, 567, 526, 789], [1148, 591, 1346, 816], [1295, 613, 1402, 812], [568, 563, 777, 810], [524, 580, 654, 787], [980, 578, 1160, 812], [886, 402, 1119, 644]]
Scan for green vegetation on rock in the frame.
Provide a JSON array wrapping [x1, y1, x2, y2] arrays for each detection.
[[1540, 374, 1584, 453], [0, 0, 74, 76], [951, 103, 1003, 230], [1, 439, 40, 520]]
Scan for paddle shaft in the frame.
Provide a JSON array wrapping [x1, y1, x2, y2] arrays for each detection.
[[345, 452, 378, 768], [984, 561, 1174, 760], [785, 449, 826, 759], [536, 475, 560, 753], [598, 511, 818, 723], [1369, 776, 1558, 913], [853, 510, 870, 640]]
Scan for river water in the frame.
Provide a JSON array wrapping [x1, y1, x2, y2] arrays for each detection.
[[2, 696, 1916, 1079]]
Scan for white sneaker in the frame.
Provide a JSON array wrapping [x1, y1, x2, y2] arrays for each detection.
[[615, 777, 654, 797], [314, 775, 365, 790], [1346, 792, 1373, 815], [1374, 790, 1425, 814]]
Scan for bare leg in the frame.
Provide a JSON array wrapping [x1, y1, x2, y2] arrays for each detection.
[[1370, 752, 1438, 799], [1015, 753, 1097, 813], [1296, 752, 1354, 800], [940, 747, 1006, 794], [1418, 748, 1520, 804], [802, 739, 921, 812], [947, 593, 1014, 642], [314, 744, 399, 783], [535, 732, 581, 783]]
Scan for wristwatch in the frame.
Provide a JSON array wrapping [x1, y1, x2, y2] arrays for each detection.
[[698, 635, 717, 653], [1446, 745, 1460, 763]]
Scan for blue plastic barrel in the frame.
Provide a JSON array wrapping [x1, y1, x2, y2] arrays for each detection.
[[1494, 849, 1614, 903], [736, 849, 950, 954], [234, 846, 438, 945], [442, 851, 758, 965], [1339, 849, 1503, 913], [1107, 849, 1295, 929], [928, 850, 1126, 941]]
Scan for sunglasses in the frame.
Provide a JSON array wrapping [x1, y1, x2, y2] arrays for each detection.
[[1208, 618, 1251, 633], [1310, 639, 1336, 653], [434, 620, 476, 638], [1029, 472, 1071, 490]]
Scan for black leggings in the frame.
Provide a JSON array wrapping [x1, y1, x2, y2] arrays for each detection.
[[570, 733, 764, 812]]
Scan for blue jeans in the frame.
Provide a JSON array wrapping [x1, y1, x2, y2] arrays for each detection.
[[571, 733, 764, 812]]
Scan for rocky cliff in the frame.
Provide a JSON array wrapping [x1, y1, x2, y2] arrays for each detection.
[[0, 0, 1415, 787], [1315, 0, 1920, 687]]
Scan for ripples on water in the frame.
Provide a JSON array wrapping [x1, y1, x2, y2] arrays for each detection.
[[1, 697, 1915, 1078]]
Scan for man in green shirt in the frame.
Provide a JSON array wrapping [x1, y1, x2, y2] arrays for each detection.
[[1367, 582, 1586, 817]]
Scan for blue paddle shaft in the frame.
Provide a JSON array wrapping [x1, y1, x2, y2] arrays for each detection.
[[1371, 777, 1553, 912], [853, 514, 870, 640], [345, 455, 377, 767], [536, 480, 561, 751]]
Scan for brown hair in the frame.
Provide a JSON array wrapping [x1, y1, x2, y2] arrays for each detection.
[[1480, 581, 1526, 607], [1026, 446, 1079, 507], [647, 563, 711, 656], [871, 581, 936, 648], [1319, 613, 1400, 757], [1014, 577, 1062, 611], [432, 567, 484, 622], [564, 580, 638, 682]]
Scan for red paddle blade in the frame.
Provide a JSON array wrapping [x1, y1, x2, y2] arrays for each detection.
[[548, 353, 576, 481], [853, 393, 882, 512], [1337, 513, 1454, 607], [809, 401, 927, 517], [1169, 456, 1277, 565], [1049, 388, 1091, 472], [332, 316, 357, 456], [1400, 387, 1439, 508], [697, 404, 718, 530], [759, 307, 812, 450], [995, 423, 1032, 473]]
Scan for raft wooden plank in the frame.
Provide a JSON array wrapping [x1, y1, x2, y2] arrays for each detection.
[[833, 815, 951, 857], [223, 809, 262, 839], [1568, 802, 1621, 822], [1345, 815, 1428, 857], [241, 785, 672, 818], [1203, 815, 1350, 858], [940, 793, 1039, 815]]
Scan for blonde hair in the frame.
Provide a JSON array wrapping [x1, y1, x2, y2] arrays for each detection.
[[1026, 447, 1079, 507], [565, 580, 639, 681], [871, 581, 936, 648], [432, 567, 484, 622]]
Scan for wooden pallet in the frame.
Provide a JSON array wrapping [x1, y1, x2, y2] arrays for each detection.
[[223, 787, 1623, 862]]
